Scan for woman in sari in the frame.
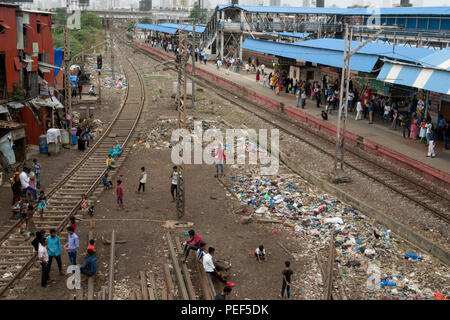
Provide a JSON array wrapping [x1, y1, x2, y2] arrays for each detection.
[[410, 115, 419, 140], [110, 140, 122, 157]]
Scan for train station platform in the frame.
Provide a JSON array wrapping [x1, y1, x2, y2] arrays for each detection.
[[134, 42, 450, 186]]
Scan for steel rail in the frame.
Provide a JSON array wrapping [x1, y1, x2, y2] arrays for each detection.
[[127, 41, 450, 224], [0, 44, 146, 298]]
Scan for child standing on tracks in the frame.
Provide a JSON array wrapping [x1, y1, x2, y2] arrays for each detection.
[[281, 261, 294, 299], [37, 190, 47, 219], [18, 195, 28, 234], [32, 158, 41, 188], [81, 194, 89, 213], [116, 179, 124, 210], [138, 166, 147, 193]]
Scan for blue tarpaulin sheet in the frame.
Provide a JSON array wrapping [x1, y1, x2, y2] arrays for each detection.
[[54, 48, 63, 76]]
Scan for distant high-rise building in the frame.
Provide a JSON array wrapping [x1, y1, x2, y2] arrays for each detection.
[[139, 0, 152, 10], [316, 0, 324, 7], [302, 0, 310, 7], [270, 0, 281, 6]]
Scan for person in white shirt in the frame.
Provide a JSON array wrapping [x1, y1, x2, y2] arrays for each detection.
[[203, 247, 234, 293], [170, 166, 182, 202], [19, 167, 37, 200], [425, 121, 433, 146], [383, 104, 391, 124], [38, 238, 50, 287], [245, 63, 250, 73], [254, 245, 267, 263], [301, 91, 307, 109], [347, 91, 355, 112], [260, 64, 265, 73], [355, 101, 363, 120], [138, 166, 147, 193]]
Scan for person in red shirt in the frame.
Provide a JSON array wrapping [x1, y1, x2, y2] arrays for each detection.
[[116, 180, 124, 210], [69, 216, 80, 233], [182, 229, 203, 263], [86, 239, 96, 254]]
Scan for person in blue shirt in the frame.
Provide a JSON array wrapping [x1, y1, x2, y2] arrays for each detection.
[[102, 173, 112, 190], [46, 229, 65, 276], [64, 226, 79, 265], [80, 249, 97, 277], [368, 100, 375, 124]]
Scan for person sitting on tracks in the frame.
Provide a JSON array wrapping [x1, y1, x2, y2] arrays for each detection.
[[109, 140, 122, 158], [182, 230, 203, 263], [102, 173, 113, 190], [80, 249, 97, 277], [106, 155, 116, 169], [196, 242, 207, 265], [89, 85, 96, 96], [203, 247, 235, 288]]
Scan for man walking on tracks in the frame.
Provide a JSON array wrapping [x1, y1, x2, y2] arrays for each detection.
[[38, 237, 50, 287], [64, 226, 79, 265], [46, 229, 65, 277]]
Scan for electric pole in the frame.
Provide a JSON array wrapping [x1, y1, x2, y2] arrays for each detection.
[[64, 1, 73, 131], [334, 25, 384, 176], [176, 32, 189, 218], [191, 22, 196, 109], [109, 15, 115, 80]]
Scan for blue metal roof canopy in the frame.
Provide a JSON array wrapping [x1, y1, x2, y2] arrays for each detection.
[[135, 23, 178, 34], [264, 31, 311, 39], [219, 4, 450, 16], [293, 39, 435, 64], [242, 38, 379, 73], [377, 61, 450, 95], [418, 48, 450, 71], [159, 23, 206, 33]]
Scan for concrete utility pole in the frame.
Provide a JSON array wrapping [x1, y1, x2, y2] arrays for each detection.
[[334, 25, 384, 176], [176, 32, 189, 218], [109, 15, 115, 80], [64, 1, 73, 131], [191, 22, 196, 109]]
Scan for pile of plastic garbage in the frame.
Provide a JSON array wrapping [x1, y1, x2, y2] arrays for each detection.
[[226, 170, 449, 300]]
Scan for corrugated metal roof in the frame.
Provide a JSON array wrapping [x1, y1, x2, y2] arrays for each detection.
[[135, 23, 178, 34], [242, 38, 378, 73], [7, 101, 24, 109], [293, 39, 434, 64], [160, 23, 206, 33], [377, 61, 450, 95], [265, 31, 311, 38], [0, 105, 8, 114], [222, 5, 450, 16], [418, 48, 450, 71]]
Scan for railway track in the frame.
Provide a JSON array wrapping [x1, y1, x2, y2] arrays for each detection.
[[0, 45, 145, 298], [128, 40, 450, 226]]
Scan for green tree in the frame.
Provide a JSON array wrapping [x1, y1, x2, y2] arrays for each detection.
[[400, 3, 413, 6], [81, 12, 102, 29], [190, 5, 208, 23]]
